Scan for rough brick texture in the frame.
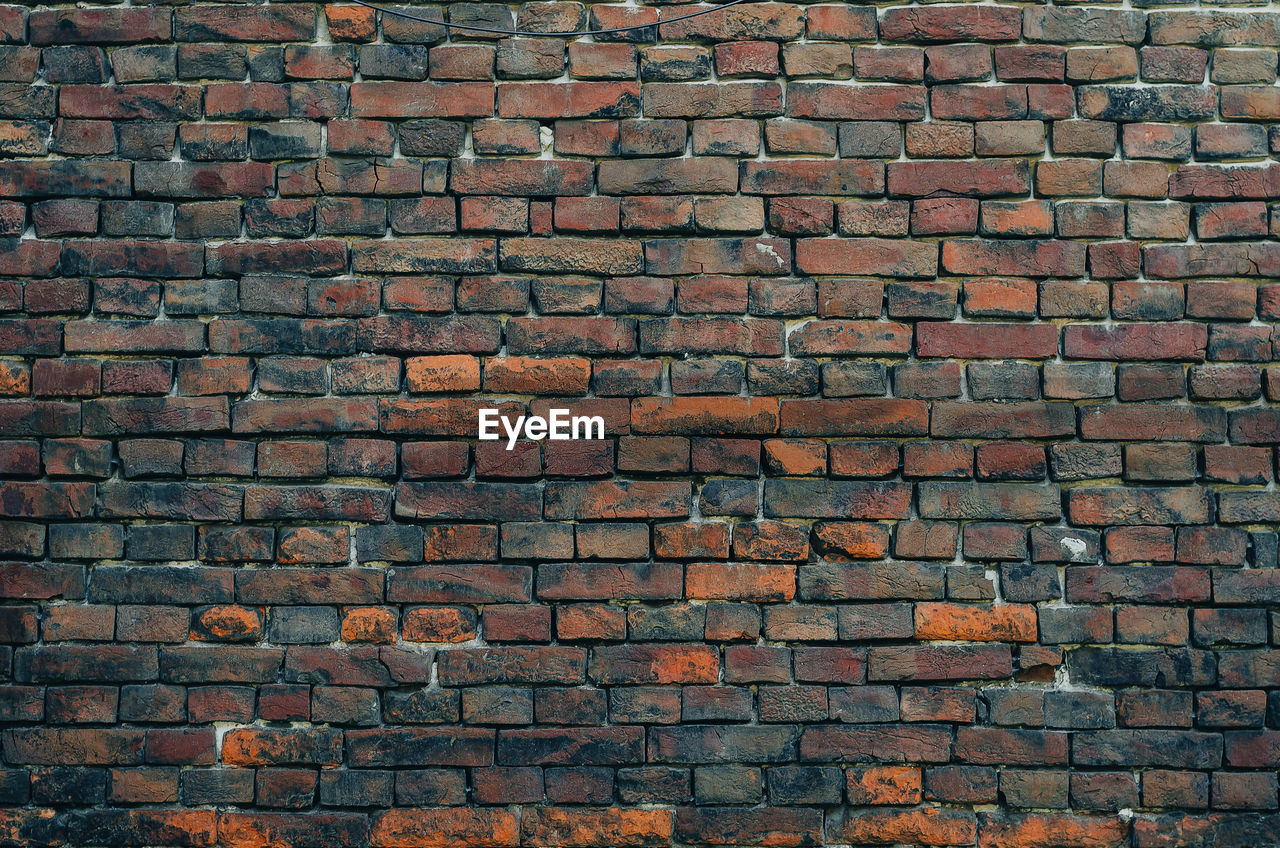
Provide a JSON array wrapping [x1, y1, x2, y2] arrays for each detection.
[[2, 0, 1280, 845]]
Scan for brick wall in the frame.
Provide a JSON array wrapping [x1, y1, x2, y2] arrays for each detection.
[[2, 0, 1280, 845]]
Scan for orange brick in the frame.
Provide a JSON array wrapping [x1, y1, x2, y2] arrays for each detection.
[[406, 355, 481, 393], [846, 765, 924, 805], [914, 602, 1038, 642]]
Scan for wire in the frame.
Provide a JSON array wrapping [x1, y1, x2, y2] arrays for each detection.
[[347, 0, 752, 38]]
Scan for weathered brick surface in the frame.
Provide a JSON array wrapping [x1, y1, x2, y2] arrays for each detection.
[[1, 0, 1279, 844]]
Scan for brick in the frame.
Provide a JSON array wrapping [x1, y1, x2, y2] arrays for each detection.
[[890, 160, 1030, 197], [371, 809, 517, 848], [1068, 486, 1212, 526], [1065, 324, 1207, 361], [795, 238, 937, 278], [522, 808, 670, 847], [348, 82, 492, 118], [942, 239, 1085, 277], [498, 82, 638, 119]]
